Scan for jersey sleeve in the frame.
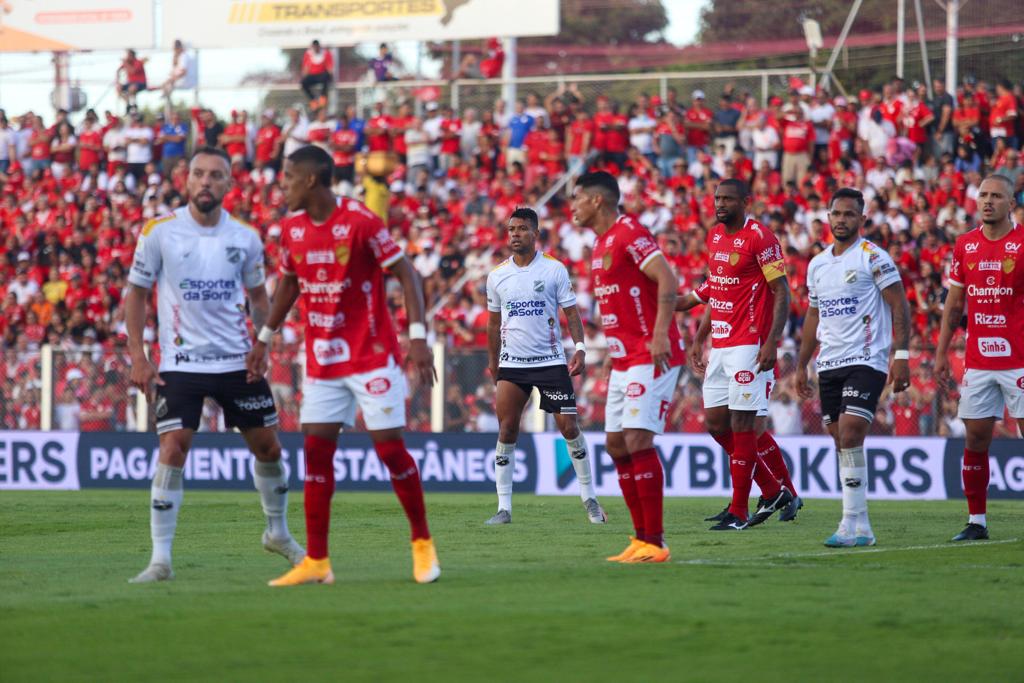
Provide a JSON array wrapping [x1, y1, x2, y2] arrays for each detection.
[[556, 264, 577, 308], [806, 259, 818, 308], [948, 239, 965, 288], [869, 248, 902, 291], [693, 278, 710, 303], [127, 221, 162, 288], [360, 212, 404, 269], [755, 228, 786, 283], [242, 232, 267, 289], [623, 228, 662, 270], [486, 271, 501, 312], [279, 222, 297, 276]]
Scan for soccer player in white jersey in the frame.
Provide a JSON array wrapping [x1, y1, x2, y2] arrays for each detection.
[[795, 187, 912, 547], [125, 147, 303, 583], [935, 174, 1024, 542], [484, 207, 606, 525]]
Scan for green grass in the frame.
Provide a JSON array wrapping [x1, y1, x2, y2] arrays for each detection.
[[1, 492, 1022, 682]]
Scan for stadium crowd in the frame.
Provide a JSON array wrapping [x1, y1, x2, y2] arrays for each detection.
[[0, 72, 1022, 435]]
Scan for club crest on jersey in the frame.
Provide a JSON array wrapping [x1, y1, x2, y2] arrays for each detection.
[[603, 252, 612, 270], [729, 252, 739, 266], [533, 280, 545, 292], [225, 247, 241, 263], [336, 244, 351, 265], [1003, 258, 1015, 274], [844, 269, 857, 283], [332, 223, 352, 239]]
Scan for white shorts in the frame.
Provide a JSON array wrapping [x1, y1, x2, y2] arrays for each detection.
[[957, 368, 1024, 420], [300, 357, 408, 429], [702, 345, 772, 415], [605, 364, 681, 434]]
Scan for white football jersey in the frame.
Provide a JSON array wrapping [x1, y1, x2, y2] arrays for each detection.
[[807, 237, 902, 373], [128, 207, 266, 374], [486, 251, 576, 368]]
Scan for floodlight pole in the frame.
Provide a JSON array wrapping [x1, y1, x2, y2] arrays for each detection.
[[820, 0, 863, 92], [896, 0, 906, 78], [502, 37, 517, 110], [913, 0, 933, 98], [944, 0, 962, 96]]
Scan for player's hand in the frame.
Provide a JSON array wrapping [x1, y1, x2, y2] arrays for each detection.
[[409, 339, 436, 386], [649, 336, 671, 374], [246, 341, 269, 384], [488, 361, 499, 384], [688, 343, 706, 376], [888, 358, 910, 393], [934, 354, 953, 391], [129, 352, 164, 403], [567, 350, 586, 377], [795, 366, 814, 400], [756, 341, 777, 373]]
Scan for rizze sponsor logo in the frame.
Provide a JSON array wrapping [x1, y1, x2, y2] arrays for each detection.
[[709, 297, 734, 312], [978, 337, 1011, 357], [974, 313, 1006, 326], [307, 311, 346, 329], [625, 382, 646, 398], [365, 377, 391, 396]]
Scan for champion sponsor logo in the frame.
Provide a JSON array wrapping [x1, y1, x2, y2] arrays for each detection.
[[290, 227, 305, 241], [307, 311, 346, 329], [978, 337, 1011, 357], [601, 313, 619, 327], [234, 395, 275, 411], [974, 313, 1006, 326], [967, 285, 1014, 297], [709, 297, 734, 312], [594, 283, 620, 297], [978, 260, 1001, 271], [709, 274, 740, 286], [964, 242, 979, 253], [299, 277, 352, 295], [332, 223, 352, 239], [365, 377, 391, 396], [734, 370, 754, 385], [306, 250, 335, 264], [625, 382, 646, 398], [711, 320, 733, 339]]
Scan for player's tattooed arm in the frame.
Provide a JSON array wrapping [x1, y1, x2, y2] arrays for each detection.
[[881, 281, 912, 392], [675, 291, 700, 312], [933, 283, 964, 389], [247, 283, 270, 335], [563, 305, 586, 376]]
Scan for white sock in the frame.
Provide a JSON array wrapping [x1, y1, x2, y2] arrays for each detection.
[[495, 441, 515, 512], [150, 463, 183, 567], [565, 433, 596, 501], [969, 514, 987, 527], [254, 459, 291, 539], [839, 447, 869, 535]]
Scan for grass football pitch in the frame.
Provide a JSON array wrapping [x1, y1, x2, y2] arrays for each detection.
[[1, 491, 1022, 682]]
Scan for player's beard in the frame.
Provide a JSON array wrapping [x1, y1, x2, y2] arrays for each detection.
[[832, 225, 859, 244], [192, 193, 221, 214]]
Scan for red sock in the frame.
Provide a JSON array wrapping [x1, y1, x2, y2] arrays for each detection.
[[631, 448, 665, 547], [962, 449, 989, 515], [711, 430, 734, 455], [758, 432, 796, 497], [751, 457, 781, 498], [729, 431, 757, 520], [303, 434, 337, 560], [614, 456, 645, 541], [375, 439, 430, 540]]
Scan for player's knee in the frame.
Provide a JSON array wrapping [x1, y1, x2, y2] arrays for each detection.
[[254, 440, 283, 463], [730, 412, 755, 433], [623, 430, 653, 454], [498, 421, 520, 444]]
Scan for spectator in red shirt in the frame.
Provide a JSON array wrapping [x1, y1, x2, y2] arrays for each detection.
[[780, 105, 814, 186], [116, 49, 148, 110], [300, 40, 334, 112], [220, 110, 249, 164], [684, 89, 712, 163], [990, 79, 1019, 148]]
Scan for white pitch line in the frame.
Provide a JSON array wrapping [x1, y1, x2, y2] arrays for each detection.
[[676, 538, 1021, 566]]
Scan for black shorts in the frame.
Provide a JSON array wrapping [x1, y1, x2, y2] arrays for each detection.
[[154, 370, 278, 434], [818, 365, 887, 426], [496, 365, 576, 415]]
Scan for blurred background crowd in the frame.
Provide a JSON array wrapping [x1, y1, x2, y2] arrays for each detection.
[[1, 62, 1022, 436]]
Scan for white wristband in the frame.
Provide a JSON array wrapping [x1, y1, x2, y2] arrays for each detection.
[[575, 342, 586, 353], [409, 322, 427, 340], [894, 350, 909, 360], [256, 325, 276, 345]]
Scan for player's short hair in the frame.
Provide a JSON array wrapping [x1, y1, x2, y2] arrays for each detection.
[[830, 187, 865, 213], [717, 178, 750, 199], [288, 145, 334, 188], [190, 146, 230, 167], [981, 173, 1014, 196], [576, 171, 620, 207], [509, 207, 539, 230]]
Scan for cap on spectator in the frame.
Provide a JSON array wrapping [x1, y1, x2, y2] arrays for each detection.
[[769, 95, 783, 106], [16, 251, 30, 262], [389, 180, 405, 193], [650, 95, 662, 106], [66, 368, 85, 381], [859, 89, 873, 101], [798, 85, 814, 96], [692, 89, 705, 100]]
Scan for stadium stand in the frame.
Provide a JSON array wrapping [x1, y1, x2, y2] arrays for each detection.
[[0, 74, 1022, 435]]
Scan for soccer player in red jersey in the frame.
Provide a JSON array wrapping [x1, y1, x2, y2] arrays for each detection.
[[935, 174, 1024, 542], [247, 146, 440, 585], [571, 171, 686, 563], [689, 179, 795, 530]]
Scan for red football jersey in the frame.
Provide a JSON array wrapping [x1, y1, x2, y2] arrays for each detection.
[[591, 215, 686, 371], [330, 129, 358, 167], [947, 224, 1024, 371], [279, 199, 404, 378], [698, 218, 786, 348]]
